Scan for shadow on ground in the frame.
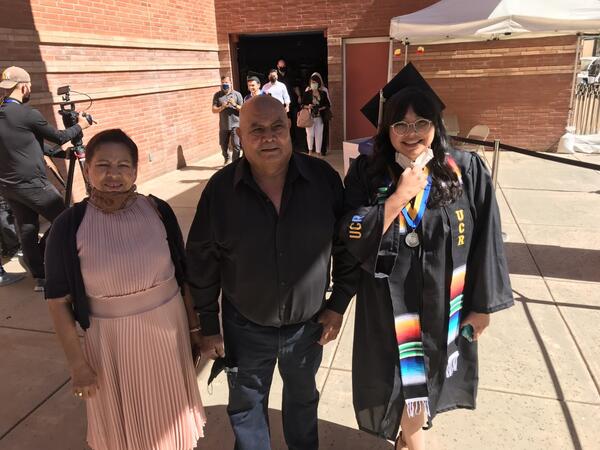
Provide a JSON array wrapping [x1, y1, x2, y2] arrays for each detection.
[[505, 242, 600, 282], [201, 405, 392, 450]]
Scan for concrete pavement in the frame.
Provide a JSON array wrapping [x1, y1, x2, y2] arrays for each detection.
[[1, 149, 599, 449]]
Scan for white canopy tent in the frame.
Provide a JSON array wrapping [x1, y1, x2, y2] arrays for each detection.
[[387, 0, 600, 153], [390, 0, 600, 44]]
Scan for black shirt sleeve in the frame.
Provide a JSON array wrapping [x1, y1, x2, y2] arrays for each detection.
[[152, 196, 188, 294], [326, 167, 361, 315], [185, 180, 222, 335], [27, 108, 83, 145]]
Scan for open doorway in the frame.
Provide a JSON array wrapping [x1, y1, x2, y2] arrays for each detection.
[[236, 32, 328, 97], [235, 32, 328, 152]]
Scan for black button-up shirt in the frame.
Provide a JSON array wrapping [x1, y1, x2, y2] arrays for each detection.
[[186, 152, 356, 335]]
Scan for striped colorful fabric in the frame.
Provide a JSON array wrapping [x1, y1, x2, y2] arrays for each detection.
[[396, 314, 427, 386], [446, 264, 466, 378], [392, 154, 467, 418], [447, 265, 466, 345]]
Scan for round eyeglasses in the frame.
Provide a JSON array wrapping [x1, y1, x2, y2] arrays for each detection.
[[390, 118, 432, 136]]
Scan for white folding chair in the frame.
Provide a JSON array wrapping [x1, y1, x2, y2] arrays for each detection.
[[462, 124, 490, 154]]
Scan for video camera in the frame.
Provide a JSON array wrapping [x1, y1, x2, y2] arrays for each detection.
[[55, 85, 95, 205], [57, 85, 94, 155]]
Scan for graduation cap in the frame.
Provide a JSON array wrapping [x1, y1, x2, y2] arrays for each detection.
[[360, 62, 445, 128]]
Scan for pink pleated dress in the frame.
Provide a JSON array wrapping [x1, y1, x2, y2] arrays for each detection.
[[77, 195, 205, 450]]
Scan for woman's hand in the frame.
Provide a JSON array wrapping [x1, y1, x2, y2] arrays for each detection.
[[460, 312, 490, 341], [393, 165, 428, 204], [71, 361, 99, 400]]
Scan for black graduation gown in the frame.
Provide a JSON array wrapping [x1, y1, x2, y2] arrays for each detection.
[[341, 149, 514, 440]]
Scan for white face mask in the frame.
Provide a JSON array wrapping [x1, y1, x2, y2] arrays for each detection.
[[395, 147, 434, 169], [310, 82, 319, 90]]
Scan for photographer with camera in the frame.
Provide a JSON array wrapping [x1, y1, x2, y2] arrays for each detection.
[[0, 66, 93, 291]]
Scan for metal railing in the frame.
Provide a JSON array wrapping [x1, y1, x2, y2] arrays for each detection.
[[452, 136, 600, 186], [572, 82, 600, 135]]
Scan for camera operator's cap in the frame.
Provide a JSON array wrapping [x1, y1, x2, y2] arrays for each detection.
[[0, 66, 31, 89], [360, 62, 445, 127]]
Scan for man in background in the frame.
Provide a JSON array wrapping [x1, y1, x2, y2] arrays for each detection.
[[262, 69, 290, 113], [212, 75, 243, 164], [244, 76, 264, 101], [0, 66, 92, 291]]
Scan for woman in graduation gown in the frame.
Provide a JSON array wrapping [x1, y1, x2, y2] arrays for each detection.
[[341, 86, 513, 449]]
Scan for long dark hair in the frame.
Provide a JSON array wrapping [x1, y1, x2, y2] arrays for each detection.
[[368, 87, 462, 207]]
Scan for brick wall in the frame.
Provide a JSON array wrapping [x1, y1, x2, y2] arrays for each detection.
[[400, 35, 578, 150], [214, 0, 577, 151], [1, 0, 221, 199], [215, 0, 438, 151], [1, 0, 579, 201]]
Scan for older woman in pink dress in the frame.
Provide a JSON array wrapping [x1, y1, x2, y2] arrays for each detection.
[[45, 129, 205, 450]]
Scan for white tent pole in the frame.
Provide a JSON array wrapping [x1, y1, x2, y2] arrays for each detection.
[[404, 42, 409, 67], [387, 38, 394, 81], [567, 35, 583, 128]]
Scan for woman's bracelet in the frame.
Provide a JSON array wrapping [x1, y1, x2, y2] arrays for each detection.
[[189, 326, 201, 333]]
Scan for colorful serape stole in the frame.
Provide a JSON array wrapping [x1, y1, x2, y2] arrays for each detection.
[[392, 155, 467, 418], [446, 264, 466, 378], [395, 313, 430, 418]]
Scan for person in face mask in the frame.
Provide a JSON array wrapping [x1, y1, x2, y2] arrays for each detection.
[[305, 72, 331, 156], [262, 69, 290, 113], [275, 59, 304, 150], [212, 75, 244, 164], [45, 129, 206, 449], [277, 59, 287, 77], [301, 75, 331, 157], [0, 66, 93, 292]]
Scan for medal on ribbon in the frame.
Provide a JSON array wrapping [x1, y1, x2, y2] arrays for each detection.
[[401, 173, 432, 248]]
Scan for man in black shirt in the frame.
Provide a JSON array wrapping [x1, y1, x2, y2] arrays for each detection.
[[0, 66, 92, 291], [186, 95, 356, 450], [212, 75, 243, 164]]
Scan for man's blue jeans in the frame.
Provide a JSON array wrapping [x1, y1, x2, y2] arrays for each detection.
[[222, 301, 323, 450]]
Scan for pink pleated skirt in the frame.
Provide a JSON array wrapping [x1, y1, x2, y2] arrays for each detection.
[[83, 277, 206, 450]]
